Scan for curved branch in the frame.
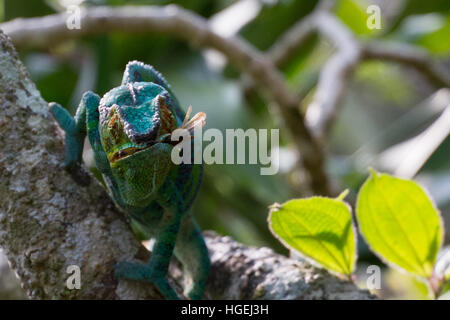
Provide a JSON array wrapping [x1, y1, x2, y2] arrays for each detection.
[[269, 10, 449, 138], [362, 42, 450, 88], [1, 6, 296, 108], [0, 5, 330, 196], [267, 14, 317, 67], [304, 12, 361, 137], [267, 0, 335, 67]]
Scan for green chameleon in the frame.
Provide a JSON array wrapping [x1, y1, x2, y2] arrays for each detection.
[[49, 61, 210, 300]]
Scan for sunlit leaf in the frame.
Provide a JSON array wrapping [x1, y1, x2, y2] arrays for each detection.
[[356, 170, 444, 279], [385, 268, 432, 300], [336, 0, 380, 36], [269, 194, 356, 276], [417, 15, 450, 55]]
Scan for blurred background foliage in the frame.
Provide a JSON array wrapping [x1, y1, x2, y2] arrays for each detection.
[[1, 0, 450, 299]]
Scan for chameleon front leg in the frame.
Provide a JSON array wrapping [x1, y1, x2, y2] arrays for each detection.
[[114, 207, 182, 300], [82, 92, 126, 205], [64, 90, 127, 207], [49, 98, 87, 171], [49, 91, 101, 185]]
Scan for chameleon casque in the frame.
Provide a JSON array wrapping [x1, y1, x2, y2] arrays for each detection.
[[49, 61, 210, 300]]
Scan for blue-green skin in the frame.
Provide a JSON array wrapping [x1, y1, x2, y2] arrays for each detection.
[[49, 61, 210, 300]]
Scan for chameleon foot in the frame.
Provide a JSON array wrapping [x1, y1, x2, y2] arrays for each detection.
[[114, 261, 179, 300]]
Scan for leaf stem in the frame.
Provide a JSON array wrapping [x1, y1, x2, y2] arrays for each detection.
[[336, 189, 349, 201]]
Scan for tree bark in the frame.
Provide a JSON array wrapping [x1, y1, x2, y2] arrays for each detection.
[[0, 30, 373, 300]]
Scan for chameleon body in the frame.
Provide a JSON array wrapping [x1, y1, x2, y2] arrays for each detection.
[[49, 61, 210, 299]]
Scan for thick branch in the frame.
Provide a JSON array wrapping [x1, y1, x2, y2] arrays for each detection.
[[202, 233, 374, 299], [0, 5, 330, 196], [0, 29, 161, 299], [0, 31, 371, 299]]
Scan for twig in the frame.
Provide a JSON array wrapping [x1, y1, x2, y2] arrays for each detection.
[[0, 5, 330, 196], [306, 11, 361, 137], [267, 9, 361, 138], [362, 41, 450, 88], [267, 0, 335, 75], [267, 14, 317, 67]]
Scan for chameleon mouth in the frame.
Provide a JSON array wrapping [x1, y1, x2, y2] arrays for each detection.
[[109, 132, 176, 164], [110, 143, 156, 163], [108, 106, 206, 164]]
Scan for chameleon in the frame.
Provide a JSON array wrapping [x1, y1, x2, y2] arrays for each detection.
[[49, 61, 210, 300]]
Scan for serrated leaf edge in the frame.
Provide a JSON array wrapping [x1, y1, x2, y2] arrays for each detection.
[[268, 196, 357, 277]]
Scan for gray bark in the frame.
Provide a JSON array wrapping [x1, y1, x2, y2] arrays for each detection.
[[0, 30, 374, 300]]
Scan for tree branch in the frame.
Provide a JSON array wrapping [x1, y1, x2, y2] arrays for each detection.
[[0, 5, 330, 196], [267, 0, 334, 68], [362, 41, 450, 88], [268, 10, 450, 138], [267, 14, 317, 68], [0, 30, 373, 299], [202, 233, 374, 299], [305, 11, 361, 137]]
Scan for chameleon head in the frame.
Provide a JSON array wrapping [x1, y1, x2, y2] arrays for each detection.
[[98, 82, 178, 207]]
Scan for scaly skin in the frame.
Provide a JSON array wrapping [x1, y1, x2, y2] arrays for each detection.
[[49, 61, 210, 300]]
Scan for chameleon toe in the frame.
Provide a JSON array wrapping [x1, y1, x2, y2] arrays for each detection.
[[113, 260, 180, 299]]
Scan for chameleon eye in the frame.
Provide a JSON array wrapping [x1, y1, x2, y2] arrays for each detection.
[[156, 94, 177, 135], [108, 113, 119, 129]]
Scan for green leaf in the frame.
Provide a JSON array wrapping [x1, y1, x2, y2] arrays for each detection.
[[416, 15, 450, 55], [356, 170, 444, 279], [335, 0, 381, 37], [268, 196, 356, 276]]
